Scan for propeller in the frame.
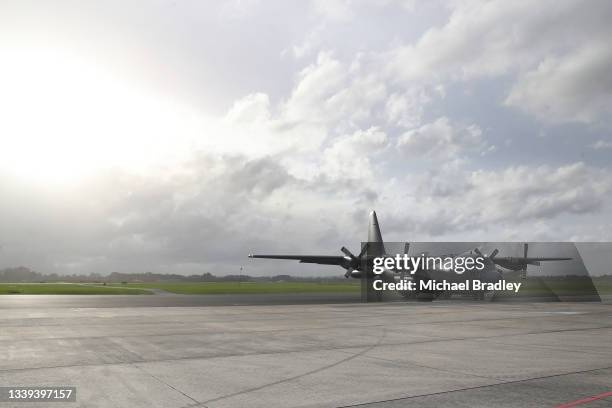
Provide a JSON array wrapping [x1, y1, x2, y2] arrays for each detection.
[[476, 243, 568, 275], [341, 243, 368, 278], [342, 242, 410, 278], [523, 243, 540, 266], [474, 247, 499, 260], [341, 246, 358, 262]]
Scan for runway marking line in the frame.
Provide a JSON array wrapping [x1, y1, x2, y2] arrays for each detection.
[[554, 391, 612, 408]]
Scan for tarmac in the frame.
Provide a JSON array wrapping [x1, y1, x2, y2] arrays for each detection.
[[0, 292, 361, 309], [1, 296, 611, 407]]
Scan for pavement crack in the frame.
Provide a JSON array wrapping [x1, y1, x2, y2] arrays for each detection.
[[134, 363, 204, 407], [335, 365, 612, 408], [196, 329, 388, 406], [108, 338, 204, 407]]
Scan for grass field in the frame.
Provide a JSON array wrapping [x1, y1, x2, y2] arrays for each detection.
[[123, 281, 361, 294], [0, 282, 360, 295], [1, 279, 609, 295], [0, 283, 151, 295], [123, 279, 612, 296]]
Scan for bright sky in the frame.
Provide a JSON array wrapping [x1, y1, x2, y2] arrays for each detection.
[[0, 0, 611, 276]]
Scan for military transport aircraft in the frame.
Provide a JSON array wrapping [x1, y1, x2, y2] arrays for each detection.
[[249, 211, 571, 300]]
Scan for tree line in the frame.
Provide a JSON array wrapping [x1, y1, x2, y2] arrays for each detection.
[[0, 267, 347, 283]]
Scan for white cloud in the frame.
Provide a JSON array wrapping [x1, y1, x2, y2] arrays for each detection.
[[387, 162, 612, 239], [384, 89, 431, 128], [287, 25, 325, 59], [0, 153, 367, 275], [283, 52, 348, 123], [466, 163, 610, 223], [506, 43, 612, 124], [311, 0, 354, 21], [281, 51, 387, 129], [589, 140, 612, 150], [224, 92, 271, 123], [311, 0, 417, 21], [320, 127, 388, 182], [397, 117, 491, 159], [216, 91, 327, 158], [383, 0, 612, 124]]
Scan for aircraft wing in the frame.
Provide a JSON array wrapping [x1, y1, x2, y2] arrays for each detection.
[[248, 254, 346, 265], [493, 256, 572, 268], [495, 256, 572, 263], [522, 257, 572, 262]]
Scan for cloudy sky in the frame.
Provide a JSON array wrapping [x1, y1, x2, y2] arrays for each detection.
[[0, 0, 611, 276]]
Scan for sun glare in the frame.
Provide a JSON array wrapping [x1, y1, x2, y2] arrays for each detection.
[[0, 48, 201, 186]]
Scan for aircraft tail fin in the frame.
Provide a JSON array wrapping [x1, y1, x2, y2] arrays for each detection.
[[367, 210, 386, 256]]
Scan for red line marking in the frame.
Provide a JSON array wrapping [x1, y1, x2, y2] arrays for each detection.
[[554, 391, 612, 408]]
